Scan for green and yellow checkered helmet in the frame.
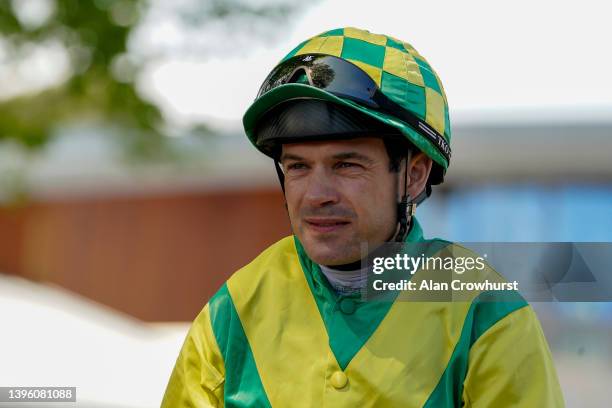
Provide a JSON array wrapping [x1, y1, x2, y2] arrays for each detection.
[[243, 27, 452, 185]]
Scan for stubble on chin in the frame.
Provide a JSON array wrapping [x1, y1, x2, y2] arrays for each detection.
[[299, 228, 363, 266]]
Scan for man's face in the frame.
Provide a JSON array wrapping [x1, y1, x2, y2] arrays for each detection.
[[280, 137, 398, 266]]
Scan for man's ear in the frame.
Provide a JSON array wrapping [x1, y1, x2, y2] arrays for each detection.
[[407, 152, 432, 199]]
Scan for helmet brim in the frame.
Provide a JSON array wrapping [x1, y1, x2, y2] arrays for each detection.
[[242, 83, 447, 183]]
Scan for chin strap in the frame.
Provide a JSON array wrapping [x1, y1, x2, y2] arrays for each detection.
[[274, 160, 290, 212], [394, 197, 416, 242], [394, 152, 417, 242], [274, 160, 286, 194]]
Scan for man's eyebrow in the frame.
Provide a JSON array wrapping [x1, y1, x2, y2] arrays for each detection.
[[279, 151, 375, 163], [332, 152, 375, 164], [279, 153, 304, 162]]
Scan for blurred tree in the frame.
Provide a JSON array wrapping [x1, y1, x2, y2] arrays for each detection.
[[0, 0, 299, 155]]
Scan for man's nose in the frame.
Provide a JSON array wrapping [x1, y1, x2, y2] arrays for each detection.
[[303, 167, 340, 207]]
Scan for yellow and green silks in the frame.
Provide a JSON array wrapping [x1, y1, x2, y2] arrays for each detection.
[[162, 218, 564, 407]]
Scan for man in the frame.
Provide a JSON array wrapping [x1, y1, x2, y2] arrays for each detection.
[[162, 27, 564, 407]]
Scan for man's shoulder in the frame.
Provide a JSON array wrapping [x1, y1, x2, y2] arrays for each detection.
[[201, 235, 299, 314], [409, 237, 529, 316], [422, 239, 514, 285], [232, 235, 299, 280], [207, 235, 300, 302], [432, 241, 532, 342]]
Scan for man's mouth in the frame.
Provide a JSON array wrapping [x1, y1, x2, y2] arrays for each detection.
[[304, 218, 351, 233]]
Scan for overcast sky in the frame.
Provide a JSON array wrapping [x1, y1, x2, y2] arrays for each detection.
[[1, 0, 610, 129], [138, 0, 612, 127]]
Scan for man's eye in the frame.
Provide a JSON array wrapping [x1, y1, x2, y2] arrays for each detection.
[[287, 163, 307, 171], [336, 162, 360, 169]]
